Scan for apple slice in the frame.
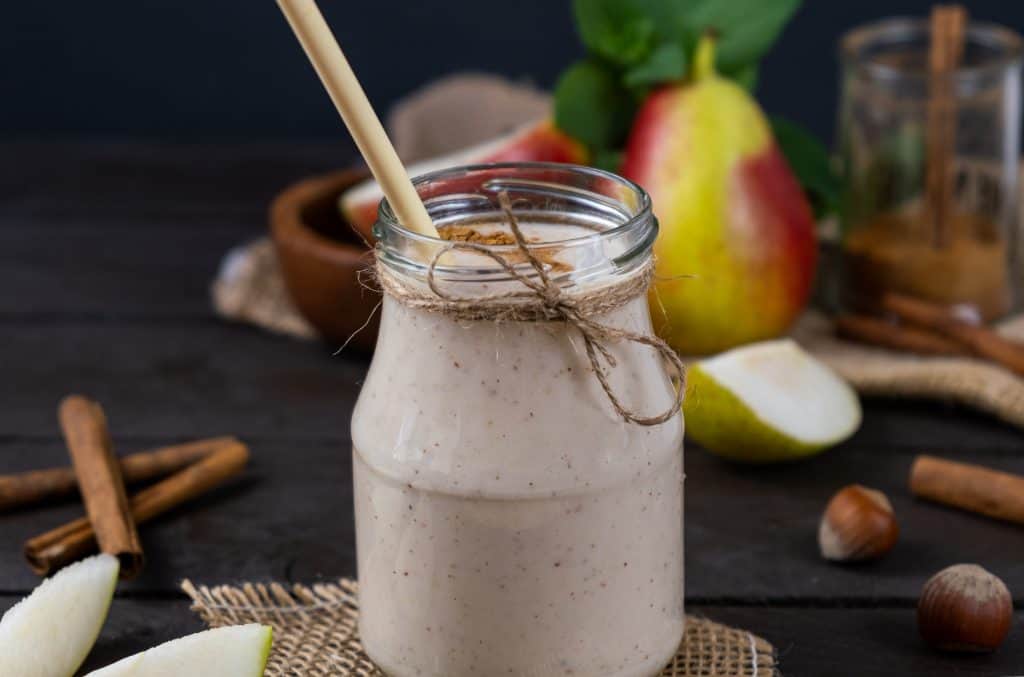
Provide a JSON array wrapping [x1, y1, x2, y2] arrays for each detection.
[[339, 119, 587, 236], [684, 339, 861, 462], [85, 624, 272, 677], [0, 553, 119, 677]]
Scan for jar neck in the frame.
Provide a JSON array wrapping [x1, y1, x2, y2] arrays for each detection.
[[373, 163, 657, 290], [841, 18, 1024, 95]]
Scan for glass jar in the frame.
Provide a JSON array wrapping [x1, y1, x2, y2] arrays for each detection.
[[352, 163, 685, 677], [838, 18, 1023, 320]]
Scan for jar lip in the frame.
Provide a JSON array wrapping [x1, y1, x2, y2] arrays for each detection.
[[377, 161, 653, 250], [840, 17, 1024, 83]]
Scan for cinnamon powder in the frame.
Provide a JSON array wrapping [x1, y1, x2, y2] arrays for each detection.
[[438, 224, 572, 272], [844, 210, 1010, 321]]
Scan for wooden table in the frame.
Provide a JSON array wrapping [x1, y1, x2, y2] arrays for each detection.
[[2, 142, 1023, 676]]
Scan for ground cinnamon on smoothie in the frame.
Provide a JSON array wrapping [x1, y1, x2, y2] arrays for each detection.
[[438, 224, 572, 272]]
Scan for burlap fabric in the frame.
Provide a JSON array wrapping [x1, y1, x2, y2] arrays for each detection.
[[793, 311, 1024, 429], [181, 578, 776, 676]]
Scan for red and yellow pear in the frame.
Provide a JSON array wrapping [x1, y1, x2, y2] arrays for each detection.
[[621, 35, 817, 355]]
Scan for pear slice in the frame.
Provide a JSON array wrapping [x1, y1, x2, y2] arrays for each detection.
[[85, 624, 273, 677], [684, 339, 861, 462], [0, 553, 119, 677]]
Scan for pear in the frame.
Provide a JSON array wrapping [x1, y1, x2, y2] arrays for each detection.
[[684, 339, 861, 462], [621, 35, 817, 355], [0, 553, 119, 677], [84, 624, 273, 677]]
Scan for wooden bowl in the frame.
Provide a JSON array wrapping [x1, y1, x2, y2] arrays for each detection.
[[270, 169, 381, 351]]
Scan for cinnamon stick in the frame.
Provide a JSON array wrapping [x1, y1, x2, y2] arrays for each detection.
[[59, 395, 144, 579], [24, 439, 250, 576], [835, 314, 969, 356], [910, 455, 1024, 526], [882, 293, 1024, 376], [0, 436, 236, 513], [924, 5, 967, 249]]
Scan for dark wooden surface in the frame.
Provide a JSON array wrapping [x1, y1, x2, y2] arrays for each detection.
[[2, 142, 1023, 676]]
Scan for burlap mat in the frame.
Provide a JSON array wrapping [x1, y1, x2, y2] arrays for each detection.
[[181, 578, 776, 676], [793, 311, 1024, 428]]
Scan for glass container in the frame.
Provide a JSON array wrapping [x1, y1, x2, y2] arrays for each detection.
[[352, 163, 685, 677], [838, 18, 1023, 320]]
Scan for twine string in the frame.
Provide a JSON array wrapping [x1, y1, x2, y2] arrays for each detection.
[[383, 191, 684, 426]]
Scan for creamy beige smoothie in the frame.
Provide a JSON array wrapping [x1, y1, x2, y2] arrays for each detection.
[[352, 173, 684, 677]]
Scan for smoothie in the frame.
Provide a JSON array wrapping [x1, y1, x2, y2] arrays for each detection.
[[352, 169, 684, 677]]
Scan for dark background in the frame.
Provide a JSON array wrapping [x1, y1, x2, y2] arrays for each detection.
[[2, 0, 1022, 146]]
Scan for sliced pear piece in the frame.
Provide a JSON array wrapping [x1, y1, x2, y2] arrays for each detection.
[[85, 624, 273, 677], [684, 339, 861, 462], [0, 553, 119, 677]]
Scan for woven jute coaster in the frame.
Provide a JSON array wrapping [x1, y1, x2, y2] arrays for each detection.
[[181, 578, 776, 677]]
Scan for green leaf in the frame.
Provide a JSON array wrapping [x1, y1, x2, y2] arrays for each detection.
[[724, 62, 759, 92], [573, 0, 656, 66], [771, 116, 839, 219], [592, 148, 625, 173], [685, 0, 801, 72], [623, 41, 688, 89], [631, 0, 692, 42], [554, 60, 637, 151]]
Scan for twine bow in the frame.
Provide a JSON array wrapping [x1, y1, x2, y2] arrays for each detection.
[[406, 191, 685, 426]]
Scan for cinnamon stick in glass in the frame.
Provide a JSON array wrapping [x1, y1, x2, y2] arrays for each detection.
[[924, 5, 967, 248], [24, 439, 250, 576], [59, 395, 144, 579], [910, 455, 1024, 526], [0, 436, 236, 513]]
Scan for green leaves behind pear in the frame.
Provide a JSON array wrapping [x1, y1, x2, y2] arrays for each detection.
[[572, 0, 802, 77], [684, 0, 802, 72], [623, 42, 688, 89], [572, 0, 657, 67], [725, 62, 759, 92], [591, 148, 625, 173], [554, 60, 637, 152], [771, 116, 840, 219]]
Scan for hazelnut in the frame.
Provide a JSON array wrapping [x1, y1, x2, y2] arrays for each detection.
[[918, 564, 1012, 652], [818, 484, 898, 562]]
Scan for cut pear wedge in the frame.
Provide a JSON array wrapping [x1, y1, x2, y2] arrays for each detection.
[[85, 624, 273, 677], [684, 339, 862, 462], [0, 553, 119, 677]]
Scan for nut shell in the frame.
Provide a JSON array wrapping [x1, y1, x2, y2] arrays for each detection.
[[918, 564, 1012, 652], [818, 484, 899, 562]]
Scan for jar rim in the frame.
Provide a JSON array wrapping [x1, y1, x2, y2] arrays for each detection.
[[374, 162, 657, 280], [377, 162, 652, 248], [840, 17, 1024, 84]]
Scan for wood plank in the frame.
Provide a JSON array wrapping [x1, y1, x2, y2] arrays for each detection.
[[0, 439, 357, 596], [1, 324, 367, 440], [700, 606, 1024, 677], [684, 446, 1024, 603], [2, 433, 1023, 603], [0, 141, 363, 319], [1, 141, 356, 225], [0, 223, 250, 318], [3, 321, 1021, 449], [23, 597, 1019, 677]]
